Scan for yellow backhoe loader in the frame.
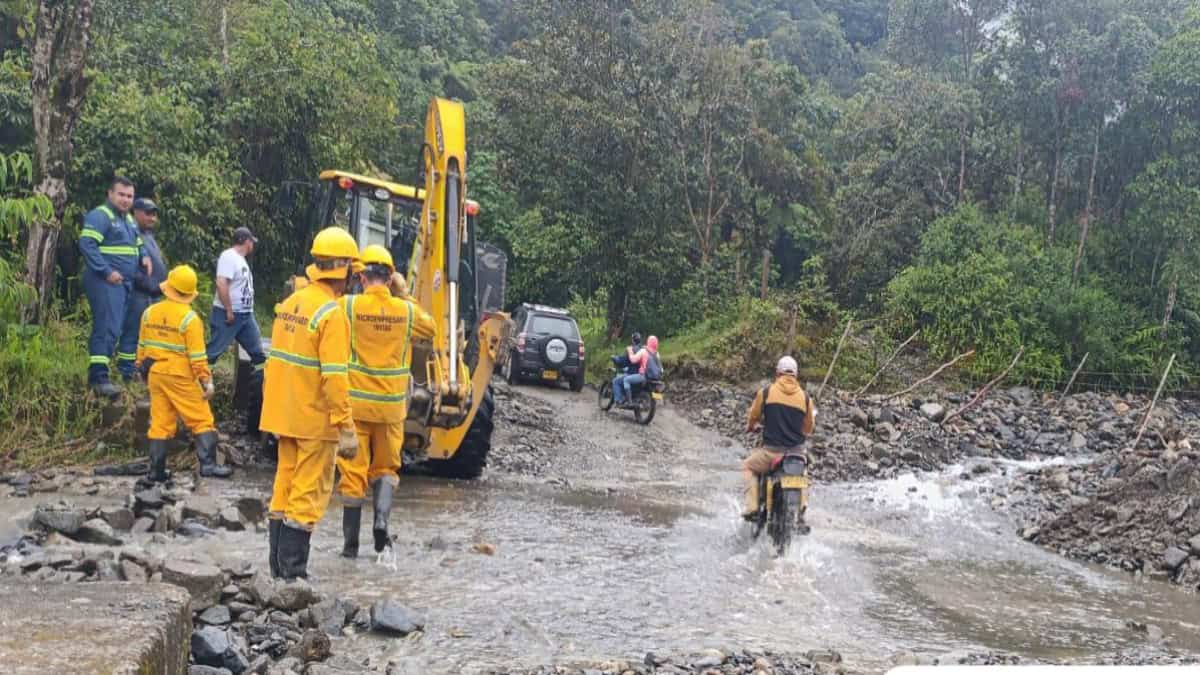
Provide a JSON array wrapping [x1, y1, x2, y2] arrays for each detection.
[[236, 98, 511, 478]]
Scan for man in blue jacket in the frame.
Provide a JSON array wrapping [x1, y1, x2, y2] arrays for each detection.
[[78, 176, 151, 398], [116, 197, 167, 382]]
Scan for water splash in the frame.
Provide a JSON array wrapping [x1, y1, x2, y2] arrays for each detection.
[[376, 545, 399, 572]]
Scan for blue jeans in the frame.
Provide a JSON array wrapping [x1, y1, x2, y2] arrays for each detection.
[[622, 373, 646, 402], [206, 311, 266, 367], [612, 374, 627, 403]]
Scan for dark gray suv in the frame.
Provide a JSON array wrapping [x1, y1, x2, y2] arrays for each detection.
[[502, 303, 585, 391]]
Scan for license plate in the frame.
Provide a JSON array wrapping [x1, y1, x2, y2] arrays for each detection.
[[780, 476, 809, 489], [651, 392, 663, 400], [542, 370, 558, 380]]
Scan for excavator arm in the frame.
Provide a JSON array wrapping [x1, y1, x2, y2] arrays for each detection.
[[406, 98, 512, 471]]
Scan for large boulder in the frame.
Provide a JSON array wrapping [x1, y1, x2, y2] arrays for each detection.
[[74, 519, 124, 546], [33, 502, 86, 536], [99, 506, 136, 532], [919, 402, 946, 423], [369, 599, 424, 636], [1162, 547, 1190, 572], [162, 561, 225, 610], [190, 627, 249, 674], [271, 580, 319, 612]]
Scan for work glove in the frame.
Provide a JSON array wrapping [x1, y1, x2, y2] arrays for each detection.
[[201, 379, 214, 400], [337, 426, 359, 460]]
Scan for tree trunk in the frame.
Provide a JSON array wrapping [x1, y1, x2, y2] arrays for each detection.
[[1072, 125, 1101, 289], [957, 113, 968, 202], [24, 0, 96, 323], [1013, 125, 1024, 203], [220, 1, 229, 72], [1162, 270, 1178, 342], [1048, 137, 1061, 243], [759, 248, 770, 301], [605, 285, 627, 342]]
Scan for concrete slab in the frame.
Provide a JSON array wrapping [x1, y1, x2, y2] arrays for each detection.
[[0, 580, 191, 674]]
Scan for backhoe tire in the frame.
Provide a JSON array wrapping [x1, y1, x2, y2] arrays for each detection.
[[425, 385, 494, 480]]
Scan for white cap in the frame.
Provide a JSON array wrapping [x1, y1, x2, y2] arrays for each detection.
[[776, 355, 798, 375]]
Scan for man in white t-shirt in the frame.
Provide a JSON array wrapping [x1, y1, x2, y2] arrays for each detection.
[[205, 227, 266, 370]]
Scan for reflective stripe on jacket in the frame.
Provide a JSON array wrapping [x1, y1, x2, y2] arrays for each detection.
[[260, 279, 352, 440], [79, 203, 144, 278], [136, 299, 211, 381], [339, 286, 436, 424]]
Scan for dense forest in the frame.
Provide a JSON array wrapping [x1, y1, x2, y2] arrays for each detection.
[[2, 0, 1200, 415]]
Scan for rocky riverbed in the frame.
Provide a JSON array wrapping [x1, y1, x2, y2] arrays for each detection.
[[3, 379, 1200, 673], [670, 378, 1200, 592]]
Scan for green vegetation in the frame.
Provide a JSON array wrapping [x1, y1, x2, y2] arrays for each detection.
[[2, 1, 1200, 461]]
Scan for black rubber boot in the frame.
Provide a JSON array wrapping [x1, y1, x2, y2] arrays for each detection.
[[277, 522, 311, 580], [195, 431, 233, 478], [148, 439, 171, 483], [267, 519, 282, 578], [92, 381, 123, 399], [371, 479, 395, 553], [341, 506, 361, 559]]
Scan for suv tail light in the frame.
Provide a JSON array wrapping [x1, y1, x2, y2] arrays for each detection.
[[516, 333, 527, 351], [578, 342, 585, 359]]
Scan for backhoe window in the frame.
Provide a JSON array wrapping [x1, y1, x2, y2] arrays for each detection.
[[313, 181, 421, 259]]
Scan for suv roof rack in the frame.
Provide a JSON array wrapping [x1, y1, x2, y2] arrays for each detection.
[[521, 302, 570, 316]]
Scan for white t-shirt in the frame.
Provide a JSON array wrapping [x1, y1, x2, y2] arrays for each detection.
[[214, 248, 254, 313]]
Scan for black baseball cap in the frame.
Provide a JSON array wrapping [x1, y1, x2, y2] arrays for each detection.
[[233, 227, 258, 244], [132, 197, 157, 213]]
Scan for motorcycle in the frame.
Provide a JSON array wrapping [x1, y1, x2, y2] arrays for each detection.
[[748, 451, 811, 553], [598, 355, 664, 425]]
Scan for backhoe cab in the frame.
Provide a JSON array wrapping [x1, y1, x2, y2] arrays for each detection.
[[248, 98, 510, 479]]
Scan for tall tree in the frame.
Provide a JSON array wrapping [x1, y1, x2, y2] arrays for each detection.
[[23, 0, 94, 322], [1069, 13, 1156, 287]]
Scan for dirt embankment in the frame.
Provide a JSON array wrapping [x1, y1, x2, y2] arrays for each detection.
[[670, 378, 1200, 591]]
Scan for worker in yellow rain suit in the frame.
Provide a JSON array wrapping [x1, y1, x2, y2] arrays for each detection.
[[135, 265, 232, 483], [260, 227, 360, 580], [336, 244, 435, 558]]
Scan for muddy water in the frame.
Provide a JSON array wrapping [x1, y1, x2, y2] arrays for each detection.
[[10, 385, 1200, 673]]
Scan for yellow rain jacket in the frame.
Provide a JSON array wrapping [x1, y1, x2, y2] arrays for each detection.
[[261, 281, 353, 441], [340, 286, 436, 423], [136, 298, 215, 439], [136, 299, 210, 381]]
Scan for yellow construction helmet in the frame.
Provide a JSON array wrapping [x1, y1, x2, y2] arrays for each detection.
[[160, 264, 199, 303], [310, 227, 359, 259], [360, 244, 395, 272], [307, 227, 360, 281]]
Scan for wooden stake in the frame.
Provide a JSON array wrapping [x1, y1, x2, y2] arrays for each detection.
[[943, 347, 1024, 425], [1130, 353, 1176, 453], [1058, 352, 1089, 401], [882, 349, 975, 402], [855, 329, 919, 397], [817, 319, 853, 400]]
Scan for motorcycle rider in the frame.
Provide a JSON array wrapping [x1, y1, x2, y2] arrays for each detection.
[[613, 335, 660, 408], [742, 355, 814, 520]]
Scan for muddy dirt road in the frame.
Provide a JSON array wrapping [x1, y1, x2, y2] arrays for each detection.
[[6, 381, 1200, 673]]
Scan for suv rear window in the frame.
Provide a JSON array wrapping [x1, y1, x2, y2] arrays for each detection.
[[529, 314, 579, 339]]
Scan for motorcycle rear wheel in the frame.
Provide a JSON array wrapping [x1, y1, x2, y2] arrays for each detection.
[[633, 392, 656, 425], [768, 486, 793, 554]]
